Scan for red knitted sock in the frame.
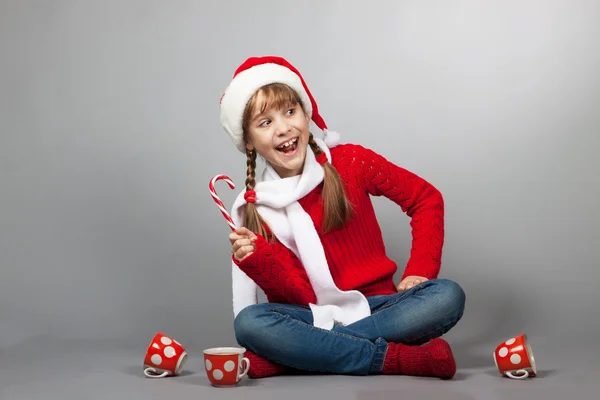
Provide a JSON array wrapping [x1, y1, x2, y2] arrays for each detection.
[[382, 338, 456, 379], [244, 350, 290, 379]]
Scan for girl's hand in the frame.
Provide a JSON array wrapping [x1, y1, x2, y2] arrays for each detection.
[[229, 227, 258, 262], [397, 276, 429, 291]]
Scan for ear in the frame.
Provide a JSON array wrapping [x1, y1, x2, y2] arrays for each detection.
[[245, 142, 254, 152]]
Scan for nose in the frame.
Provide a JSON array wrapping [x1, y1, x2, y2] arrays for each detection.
[[274, 118, 292, 136]]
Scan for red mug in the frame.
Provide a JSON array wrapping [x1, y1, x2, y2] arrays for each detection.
[[203, 347, 250, 387], [143, 332, 188, 378], [493, 333, 537, 379]]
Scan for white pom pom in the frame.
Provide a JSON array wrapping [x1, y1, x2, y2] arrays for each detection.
[[323, 129, 340, 148]]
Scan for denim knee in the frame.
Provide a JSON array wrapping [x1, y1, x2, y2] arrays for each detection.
[[430, 278, 466, 318], [233, 304, 265, 348]]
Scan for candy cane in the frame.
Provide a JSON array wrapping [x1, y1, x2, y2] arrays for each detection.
[[209, 174, 237, 231]]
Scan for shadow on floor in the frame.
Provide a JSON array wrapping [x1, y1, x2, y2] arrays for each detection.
[[482, 368, 559, 378], [120, 365, 196, 378], [175, 373, 261, 388]]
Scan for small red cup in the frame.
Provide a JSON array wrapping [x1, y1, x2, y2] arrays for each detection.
[[493, 333, 537, 379], [203, 347, 250, 387], [143, 332, 188, 378]]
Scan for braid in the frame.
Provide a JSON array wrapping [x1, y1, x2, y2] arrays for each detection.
[[308, 132, 353, 232], [243, 148, 272, 240], [308, 133, 323, 157], [245, 147, 257, 191]]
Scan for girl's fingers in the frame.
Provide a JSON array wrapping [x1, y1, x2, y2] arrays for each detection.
[[235, 227, 252, 237], [234, 245, 255, 261], [232, 239, 255, 255], [230, 229, 258, 244]]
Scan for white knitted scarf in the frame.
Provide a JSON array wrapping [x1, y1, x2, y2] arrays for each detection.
[[229, 135, 371, 330]]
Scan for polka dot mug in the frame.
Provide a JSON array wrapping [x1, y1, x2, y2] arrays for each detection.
[[493, 333, 537, 379], [143, 332, 188, 378], [203, 347, 250, 387]]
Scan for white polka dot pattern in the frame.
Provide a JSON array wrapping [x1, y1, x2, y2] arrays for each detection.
[[151, 354, 162, 365], [164, 346, 176, 358], [224, 361, 235, 372]]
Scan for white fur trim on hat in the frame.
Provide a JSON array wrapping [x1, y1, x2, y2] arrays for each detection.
[[220, 63, 313, 153]]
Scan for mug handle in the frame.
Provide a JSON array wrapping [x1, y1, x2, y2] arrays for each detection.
[[505, 369, 529, 380], [238, 357, 250, 380], [144, 367, 169, 378]]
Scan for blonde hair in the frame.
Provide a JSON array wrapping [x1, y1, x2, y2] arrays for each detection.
[[241, 83, 353, 240]]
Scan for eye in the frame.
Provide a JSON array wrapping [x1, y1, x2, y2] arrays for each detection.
[[259, 119, 271, 127], [286, 107, 295, 115]]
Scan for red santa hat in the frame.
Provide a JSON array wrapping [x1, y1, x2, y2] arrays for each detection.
[[219, 56, 338, 153]]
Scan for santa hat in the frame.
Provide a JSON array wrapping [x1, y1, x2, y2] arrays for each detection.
[[219, 56, 339, 153]]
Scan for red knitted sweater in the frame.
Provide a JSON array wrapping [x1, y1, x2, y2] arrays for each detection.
[[233, 143, 444, 306]]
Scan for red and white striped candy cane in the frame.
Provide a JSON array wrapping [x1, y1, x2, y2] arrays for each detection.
[[209, 174, 237, 231]]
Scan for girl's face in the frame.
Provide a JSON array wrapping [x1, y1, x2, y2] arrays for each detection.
[[245, 90, 310, 178]]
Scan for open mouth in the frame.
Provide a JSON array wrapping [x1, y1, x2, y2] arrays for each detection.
[[275, 137, 298, 154]]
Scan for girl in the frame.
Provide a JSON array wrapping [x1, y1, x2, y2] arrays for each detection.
[[219, 56, 465, 379]]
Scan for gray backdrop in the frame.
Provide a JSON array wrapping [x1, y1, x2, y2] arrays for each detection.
[[1, 0, 599, 378]]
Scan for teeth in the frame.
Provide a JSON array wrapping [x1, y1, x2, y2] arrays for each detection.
[[277, 138, 297, 149]]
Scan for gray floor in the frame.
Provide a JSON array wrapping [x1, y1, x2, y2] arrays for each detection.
[[1, 335, 598, 400]]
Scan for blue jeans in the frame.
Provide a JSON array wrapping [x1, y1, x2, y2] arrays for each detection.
[[234, 278, 466, 375]]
